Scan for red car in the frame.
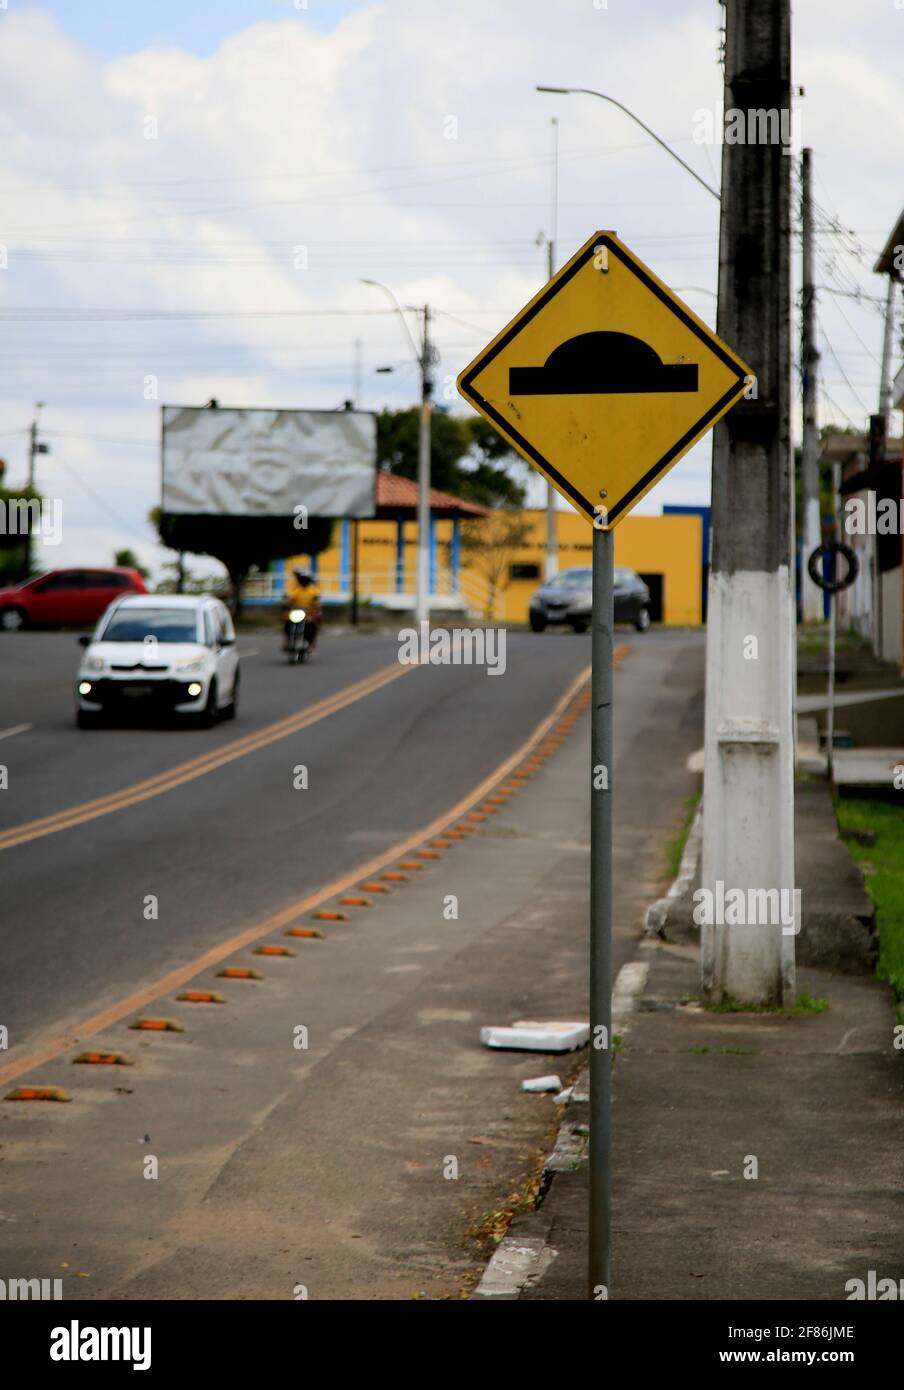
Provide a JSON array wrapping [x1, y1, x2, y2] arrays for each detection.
[[0, 567, 148, 631]]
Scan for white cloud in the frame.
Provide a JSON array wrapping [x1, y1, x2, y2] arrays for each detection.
[[0, 0, 899, 574]]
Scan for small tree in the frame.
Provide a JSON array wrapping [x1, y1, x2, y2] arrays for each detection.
[[149, 509, 333, 616], [0, 484, 42, 582], [113, 548, 151, 580], [459, 509, 534, 620]]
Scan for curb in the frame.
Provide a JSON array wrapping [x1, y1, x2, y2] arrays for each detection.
[[644, 799, 702, 938], [470, 957, 649, 1300]]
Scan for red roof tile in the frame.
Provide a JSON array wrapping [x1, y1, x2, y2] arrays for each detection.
[[375, 470, 490, 516]]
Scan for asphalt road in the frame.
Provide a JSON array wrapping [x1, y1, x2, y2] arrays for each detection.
[[0, 622, 705, 1298], [0, 627, 595, 1058]]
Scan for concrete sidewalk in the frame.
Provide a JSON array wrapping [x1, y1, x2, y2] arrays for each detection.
[[480, 779, 904, 1300]]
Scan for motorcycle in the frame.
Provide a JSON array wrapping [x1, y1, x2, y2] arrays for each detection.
[[285, 607, 312, 664]]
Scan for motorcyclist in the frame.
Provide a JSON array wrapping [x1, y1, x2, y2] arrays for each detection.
[[283, 566, 322, 655]]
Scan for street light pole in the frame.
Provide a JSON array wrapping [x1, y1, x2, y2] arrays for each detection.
[[417, 304, 432, 630], [536, 85, 720, 202], [362, 280, 432, 627]]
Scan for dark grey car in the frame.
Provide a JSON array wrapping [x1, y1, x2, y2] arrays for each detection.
[[529, 566, 651, 633]]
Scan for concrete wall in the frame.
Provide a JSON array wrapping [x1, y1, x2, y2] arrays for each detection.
[[289, 508, 703, 626]]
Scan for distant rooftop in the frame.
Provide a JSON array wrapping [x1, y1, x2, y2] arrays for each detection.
[[874, 209, 904, 279], [375, 470, 490, 517]]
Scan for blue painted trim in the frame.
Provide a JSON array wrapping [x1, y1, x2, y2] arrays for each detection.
[[339, 518, 350, 592], [395, 516, 406, 592], [450, 517, 460, 591]]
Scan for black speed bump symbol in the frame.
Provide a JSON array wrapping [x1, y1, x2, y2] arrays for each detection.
[[509, 330, 698, 396]]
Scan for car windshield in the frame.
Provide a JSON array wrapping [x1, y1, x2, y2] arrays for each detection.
[[547, 570, 592, 590], [614, 568, 636, 585], [99, 608, 199, 643]]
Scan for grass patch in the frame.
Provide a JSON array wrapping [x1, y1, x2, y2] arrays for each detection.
[[703, 992, 828, 1016], [664, 789, 701, 880], [836, 797, 904, 1002]]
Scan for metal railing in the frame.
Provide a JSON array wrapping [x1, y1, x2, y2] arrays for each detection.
[[241, 564, 498, 618]]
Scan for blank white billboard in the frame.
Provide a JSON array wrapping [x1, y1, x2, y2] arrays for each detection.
[[161, 406, 377, 518]]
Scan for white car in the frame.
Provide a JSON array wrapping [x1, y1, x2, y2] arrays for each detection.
[[76, 594, 239, 728]]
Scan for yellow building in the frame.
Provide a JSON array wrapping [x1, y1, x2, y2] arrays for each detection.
[[492, 508, 703, 625], [283, 479, 702, 626]]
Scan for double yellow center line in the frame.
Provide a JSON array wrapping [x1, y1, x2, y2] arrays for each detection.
[[0, 660, 411, 853]]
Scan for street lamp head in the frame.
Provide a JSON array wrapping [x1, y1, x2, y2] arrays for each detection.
[[536, 86, 572, 95]]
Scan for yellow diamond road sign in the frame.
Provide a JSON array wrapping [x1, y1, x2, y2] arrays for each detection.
[[457, 230, 752, 527]]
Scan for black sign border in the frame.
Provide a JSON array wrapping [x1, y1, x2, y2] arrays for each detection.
[[458, 233, 748, 524]]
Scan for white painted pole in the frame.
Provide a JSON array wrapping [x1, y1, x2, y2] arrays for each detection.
[[701, 0, 796, 1007]]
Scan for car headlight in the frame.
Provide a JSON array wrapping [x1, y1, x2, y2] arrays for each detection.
[[84, 656, 106, 672], [174, 657, 205, 672], [288, 608, 306, 623]]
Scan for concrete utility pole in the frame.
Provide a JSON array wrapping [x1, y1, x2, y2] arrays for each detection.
[[24, 402, 47, 581], [878, 276, 897, 429], [702, 0, 796, 1005], [871, 277, 899, 655], [544, 117, 559, 582], [800, 149, 823, 623]]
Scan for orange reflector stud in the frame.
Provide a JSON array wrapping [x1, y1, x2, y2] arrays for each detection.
[[444, 831, 465, 840], [5, 1085, 71, 1102], [285, 927, 322, 939], [360, 882, 390, 893], [382, 872, 408, 881], [73, 1051, 133, 1066], [218, 967, 263, 979], [176, 990, 225, 1004], [340, 896, 372, 907], [129, 1018, 185, 1033], [454, 825, 476, 834], [416, 849, 439, 859], [314, 910, 348, 921], [467, 813, 486, 823], [487, 794, 509, 803], [431, 839, 452, 848], [253, 945, 297, 957], [398, 861, 423, 870]]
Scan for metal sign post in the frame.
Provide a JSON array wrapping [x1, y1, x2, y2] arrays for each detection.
[[456, 228, 751, 1303], [807, 538, 859, 788], [589, 523, 613, 1298]]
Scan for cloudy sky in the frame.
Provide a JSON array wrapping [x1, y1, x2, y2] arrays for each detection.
[[1, 0, 901, 576]]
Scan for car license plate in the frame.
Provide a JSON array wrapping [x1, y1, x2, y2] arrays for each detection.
[[123, 685, 153, 698]]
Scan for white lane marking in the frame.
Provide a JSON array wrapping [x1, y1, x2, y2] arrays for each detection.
[[0, 724, 32, 741]]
